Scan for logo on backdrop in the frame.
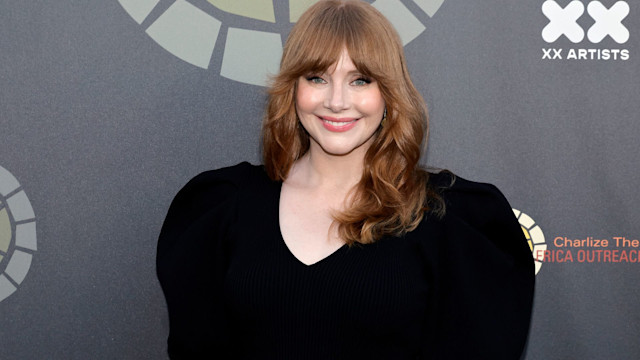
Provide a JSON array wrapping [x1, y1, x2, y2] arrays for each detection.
[[541, 0, 630, 60], [513, 209, 546, 275], [0, 166, 37, 303], [542, 236, 640, 263], [515, 208, 639, 268], [118, 0, 446, 86]]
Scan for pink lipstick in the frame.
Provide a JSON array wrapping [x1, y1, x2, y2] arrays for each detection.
[[319, 116, 358, 132]]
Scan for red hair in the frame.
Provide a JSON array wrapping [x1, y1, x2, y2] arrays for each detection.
[[262, 0, 444, 245]]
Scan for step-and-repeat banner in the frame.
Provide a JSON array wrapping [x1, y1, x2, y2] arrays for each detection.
[[1, 1, 638, 359]]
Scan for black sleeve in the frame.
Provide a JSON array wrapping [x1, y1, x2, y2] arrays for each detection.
[[157, 165, 245, 359], [421, 176, 535, 359]]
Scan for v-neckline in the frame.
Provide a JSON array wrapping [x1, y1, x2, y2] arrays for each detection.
[[274, 181, 347, 268]]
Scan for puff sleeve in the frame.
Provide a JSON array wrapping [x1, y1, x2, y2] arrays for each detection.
[[420, 175, 535, 359], [157, 166, 243, 358]]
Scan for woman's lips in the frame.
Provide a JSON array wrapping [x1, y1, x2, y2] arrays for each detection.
[[319, 116, 358, 132]]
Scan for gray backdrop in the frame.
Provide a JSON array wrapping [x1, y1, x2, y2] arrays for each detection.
[[1, 0, 638, 359]]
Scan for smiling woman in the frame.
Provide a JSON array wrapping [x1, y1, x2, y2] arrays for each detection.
[[157, 1, 535, 359], [295, 49, 385, 157]]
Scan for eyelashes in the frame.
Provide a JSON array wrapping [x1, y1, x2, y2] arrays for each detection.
[[304, 75, 373, 86], [306, 76, 325, 84], [351, 77, 372, 86]]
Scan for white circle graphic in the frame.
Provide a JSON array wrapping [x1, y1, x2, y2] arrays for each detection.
[[513, 208, 545, 275], [118, 0, 446, 86], [0, 165, 37, 303]]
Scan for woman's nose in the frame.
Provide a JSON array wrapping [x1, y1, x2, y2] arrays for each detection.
[[325, 84, 349, 112]]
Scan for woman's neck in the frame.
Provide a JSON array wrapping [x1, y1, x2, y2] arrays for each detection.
[[289, 143, 366, 192]]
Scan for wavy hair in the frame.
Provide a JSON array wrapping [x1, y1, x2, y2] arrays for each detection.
[[262, 0, 444, 245]]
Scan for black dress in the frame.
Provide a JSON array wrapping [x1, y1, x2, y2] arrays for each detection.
[[157, 162, 534, 359]]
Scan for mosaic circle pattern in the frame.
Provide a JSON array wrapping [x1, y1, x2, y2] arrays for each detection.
[[118, 0, 446, 86], [0, 166, 37, 302], [513, 208, 545, 275]]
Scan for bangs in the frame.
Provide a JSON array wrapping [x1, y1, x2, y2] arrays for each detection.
[[288, 30, 345, 76], [281, 1, 396, 82]]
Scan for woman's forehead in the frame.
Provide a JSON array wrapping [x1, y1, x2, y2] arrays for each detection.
[[324, 49, 357, 73]]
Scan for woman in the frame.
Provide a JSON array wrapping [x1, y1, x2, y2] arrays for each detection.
[[157, 1, 534, 359]]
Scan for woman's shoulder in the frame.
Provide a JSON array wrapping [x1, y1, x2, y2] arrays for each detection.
[[175, 162, 269, 201], [184, 161, 267, 189], [423, 170, 531, 271], [427, 171, 515, 226], [159, 162, 269, 239], [429, 171, 508, 201]]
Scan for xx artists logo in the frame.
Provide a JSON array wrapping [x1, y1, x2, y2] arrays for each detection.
[[541, 1, 630, 60], [118, 0, 446, 86]]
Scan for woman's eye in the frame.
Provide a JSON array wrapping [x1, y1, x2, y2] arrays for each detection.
[[351, 77, 372, 86], [307, 76, 325, 84]]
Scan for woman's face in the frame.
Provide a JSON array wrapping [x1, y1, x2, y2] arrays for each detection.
[[295, 49, 385, 158]]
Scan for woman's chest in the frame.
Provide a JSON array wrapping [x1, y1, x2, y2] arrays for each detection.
[[223, 213, 430, 338], [278, 181, 347, 265]]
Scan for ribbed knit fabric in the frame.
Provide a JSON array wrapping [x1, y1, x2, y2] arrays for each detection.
[[157, 162, 534, 359]]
